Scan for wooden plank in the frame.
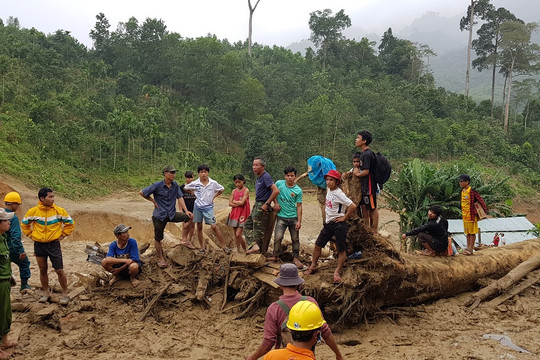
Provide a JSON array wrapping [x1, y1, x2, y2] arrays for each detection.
[[231, 252, 266, 267], [261, 211, 277, 254], [253, 271, 279, 288], [67, 286, 86, 300], [485, 269, 540, 307], [259, 266, 279, 276]]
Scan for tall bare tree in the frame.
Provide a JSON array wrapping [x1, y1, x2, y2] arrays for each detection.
[[248, 0, 261, 57], [499, 21, 540, 133], [460, 0, 493, 98]]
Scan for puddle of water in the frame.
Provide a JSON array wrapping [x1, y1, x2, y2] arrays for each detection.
[[483, 334, 534, 355]]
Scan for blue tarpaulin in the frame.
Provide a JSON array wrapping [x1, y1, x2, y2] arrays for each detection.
[[307, 155, 336, 189]]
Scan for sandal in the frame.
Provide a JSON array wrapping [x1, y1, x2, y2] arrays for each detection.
[[59, 296, 70, 306], [303, 266, 318, 276], [38, 295, 51, 303], [333, 272, 342, 284], [462, 249, 473, 256]]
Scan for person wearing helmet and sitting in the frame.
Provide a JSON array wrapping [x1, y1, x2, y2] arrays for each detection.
[[304, 170, 356, 284], [263, 300, 326, 360], [3, 192, 32, 292]]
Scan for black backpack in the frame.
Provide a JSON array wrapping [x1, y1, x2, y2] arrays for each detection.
[[373, 152, 391, 189]]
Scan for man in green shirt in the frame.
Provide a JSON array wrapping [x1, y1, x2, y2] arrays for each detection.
[[267, 167, 304, 269], [0, 208, 17, 359]]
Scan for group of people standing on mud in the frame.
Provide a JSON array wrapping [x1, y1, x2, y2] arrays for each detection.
[[0, 127, 492, 359]]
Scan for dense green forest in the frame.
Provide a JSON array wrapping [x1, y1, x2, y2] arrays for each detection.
[[0, 9, 539, 198]]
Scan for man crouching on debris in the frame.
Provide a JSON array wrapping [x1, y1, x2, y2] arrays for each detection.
[[246, 263, 343, 360], [102, 224, 141, 287], [401, 205, 449, 256]]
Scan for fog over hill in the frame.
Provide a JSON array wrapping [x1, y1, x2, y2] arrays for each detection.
[[287, 0, 540, 101]]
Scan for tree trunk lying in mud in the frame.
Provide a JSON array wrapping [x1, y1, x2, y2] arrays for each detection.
[[299, 217, 540, 328]]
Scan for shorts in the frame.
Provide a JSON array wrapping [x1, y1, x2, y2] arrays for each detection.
[[152, 212, 190, 242], [359, 193, 377, 210], [193, 207, 217, 225], [34, 239, 63, 270], [315, 222, 348, 253], [463, 221, 478, 235]]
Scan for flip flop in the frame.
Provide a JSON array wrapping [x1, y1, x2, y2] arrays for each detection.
[[38, 295, 51, 303], [333, 273, 342, 284], [303, 266, 318, 276], [180, 241, 196, 249], [59, 296, 70, 306]]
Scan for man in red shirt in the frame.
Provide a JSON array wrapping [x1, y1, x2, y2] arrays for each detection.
[[263, 301, 325, 360], [246, 263, 343, 360]]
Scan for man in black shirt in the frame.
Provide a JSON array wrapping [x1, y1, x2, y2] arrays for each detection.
[[354, 130, 379, 234], [180, 171, 196, 248], [401, 205, 449, 256]]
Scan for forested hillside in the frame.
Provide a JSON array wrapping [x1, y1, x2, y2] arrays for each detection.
[[0, 12, 538, 198]]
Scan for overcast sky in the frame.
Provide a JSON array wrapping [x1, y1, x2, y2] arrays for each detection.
[[0, 0, 522, 48]]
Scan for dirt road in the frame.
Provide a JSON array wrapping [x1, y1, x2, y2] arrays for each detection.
[[3, 175, 540, 359]]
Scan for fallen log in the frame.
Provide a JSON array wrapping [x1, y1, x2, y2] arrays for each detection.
[[485, 269, 540, 308], [465, 251, 540, 307], [230, 252, 266, 267]]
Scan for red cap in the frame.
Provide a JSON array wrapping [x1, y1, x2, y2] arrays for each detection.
[[324, 170, 342, 184]]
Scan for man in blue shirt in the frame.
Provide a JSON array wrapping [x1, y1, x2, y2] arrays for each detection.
[[3, 192, 31, 292], [102, 224, 141, 287], [140, 165, 193, 268], [245, 157, 279, 255]]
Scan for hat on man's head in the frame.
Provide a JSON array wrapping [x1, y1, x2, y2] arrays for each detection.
[[458, 174, 471, 182], [113, 224, 132, 235], [162, 165, 179, 173], [0, 208, 15, 221], [274, 263, 305, 287]]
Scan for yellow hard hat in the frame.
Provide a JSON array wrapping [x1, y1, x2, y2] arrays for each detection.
[[286, 300, 326, 331], [4, 191, 22, 204]]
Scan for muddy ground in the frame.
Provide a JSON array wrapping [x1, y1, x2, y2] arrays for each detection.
[[3, 174, 540, 360]]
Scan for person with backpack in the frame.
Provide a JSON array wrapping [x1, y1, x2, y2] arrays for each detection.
[[263, 301, 326, 360], [246, 263, 343, 360], [355, 130, 379, 235]]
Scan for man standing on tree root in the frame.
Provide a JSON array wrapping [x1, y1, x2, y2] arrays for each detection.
[[355, 130, 379, 235], [245, 157, 279, 255], [458, 174, 487, 256], [140, 165, 193, 268], [3, 192, 32, 292], [246, 263, 343, 360]]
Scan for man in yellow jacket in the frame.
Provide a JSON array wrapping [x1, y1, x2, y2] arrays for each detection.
[[21, 188, 74, 305]]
